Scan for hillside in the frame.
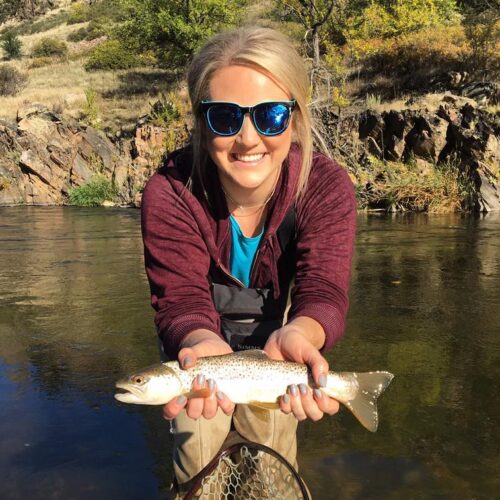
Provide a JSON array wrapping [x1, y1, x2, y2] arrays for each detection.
[[0, 0, 498, 211]]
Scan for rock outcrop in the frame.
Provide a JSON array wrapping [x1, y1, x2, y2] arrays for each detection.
[[0, 104, 160, 207], [325, 94, 499, 212], [1, 94, 498, 211]]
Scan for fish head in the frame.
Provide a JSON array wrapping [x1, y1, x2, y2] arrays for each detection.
[[114, 363, 183, 405]]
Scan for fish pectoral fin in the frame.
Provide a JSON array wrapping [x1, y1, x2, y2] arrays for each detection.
[[186, 388, 212, 399], [249, 401, 280, 410], [233, 349, 268, 359]]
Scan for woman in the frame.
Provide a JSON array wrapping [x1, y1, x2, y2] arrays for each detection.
[[141, 26, 356, 495]]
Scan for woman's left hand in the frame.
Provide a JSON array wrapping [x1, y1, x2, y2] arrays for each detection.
[[264, 323, 340, 421]]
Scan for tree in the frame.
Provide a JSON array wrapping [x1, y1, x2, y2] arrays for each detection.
[[278, 0, 341, 66], [2, 32, 23, 60], [116, 0, 243, 69]]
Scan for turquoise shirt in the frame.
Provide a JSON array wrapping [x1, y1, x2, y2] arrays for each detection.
[[229, 215, 264, 287]]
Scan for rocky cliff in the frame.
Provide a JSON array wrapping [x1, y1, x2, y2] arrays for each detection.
[[317, 93, 499, 212], [0, 103, 167, 207], [0, 94, 498, 211]]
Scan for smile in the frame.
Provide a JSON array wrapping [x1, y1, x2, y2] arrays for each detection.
[[232, 153, 266, 163]]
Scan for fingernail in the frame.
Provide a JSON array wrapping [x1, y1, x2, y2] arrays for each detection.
[[313, 388, 323, 399], [289, 385, 298, 397], [208, 379, 215, 390], [319, 374, 327, 388], [196, 374, 205, 386], [299, 384, 308, 396], [176, 395, 186, 405], [283, 394, 290, 404], [216, 391, 224, 401], [182, 356, 192, 368]]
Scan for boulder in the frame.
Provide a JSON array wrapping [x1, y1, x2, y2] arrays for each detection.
[[405, 115, 448, 163], [383, 110, 412, 161], [477, 169, 499, 212]]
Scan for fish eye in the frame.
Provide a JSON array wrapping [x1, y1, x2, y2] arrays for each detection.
[[134, 376, 144, 384]]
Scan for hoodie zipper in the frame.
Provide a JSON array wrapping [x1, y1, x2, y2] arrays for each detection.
[[217, 261, 245, 288]]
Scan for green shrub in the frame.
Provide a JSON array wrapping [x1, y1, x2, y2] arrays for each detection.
[[115, 0, 241, 68], [84, 40, 138, 71], [31, 37, 68, 58], [68, 176, 118, 207], [347, 0, 460, 40], [0, 64, 28, 96], [67, 2, 90, 24], [1, 31, 22, 59]]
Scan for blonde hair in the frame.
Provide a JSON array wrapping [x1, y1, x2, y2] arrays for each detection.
[[187, 26, 314, 200]]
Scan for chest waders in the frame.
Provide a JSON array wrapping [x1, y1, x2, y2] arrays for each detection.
[[212, 208, 296, 351]]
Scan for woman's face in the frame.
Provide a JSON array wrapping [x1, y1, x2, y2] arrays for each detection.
[[206, 65, 293, 195]]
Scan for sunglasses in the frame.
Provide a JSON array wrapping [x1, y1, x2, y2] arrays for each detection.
[[200, 100, 296, 137]]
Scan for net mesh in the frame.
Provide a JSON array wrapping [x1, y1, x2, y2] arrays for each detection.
[[187, 444, 307, 499]]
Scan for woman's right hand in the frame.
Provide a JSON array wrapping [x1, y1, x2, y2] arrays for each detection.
[[162, 330, 235, 421]]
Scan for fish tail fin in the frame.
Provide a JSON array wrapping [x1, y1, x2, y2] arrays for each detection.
[[328, 371, 394, 432]]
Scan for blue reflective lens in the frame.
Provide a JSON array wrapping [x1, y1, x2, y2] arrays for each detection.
[[201, 101, 295, 137], [254, 103, 289, 135], [207, 105, 242, 136]]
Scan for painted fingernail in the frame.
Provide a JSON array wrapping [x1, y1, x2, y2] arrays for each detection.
[[216, 391, 224, 401], [196, 374, 205, 386], [289, 385, 298, 397], [176, 395, 186, 405], [313, 388, 323, 399], [299, 384, 308, 396], [208, 379, 215, 391], [319, 374, 327, 388], [182, 356, 192, 368], [283, 394, 290, 404]]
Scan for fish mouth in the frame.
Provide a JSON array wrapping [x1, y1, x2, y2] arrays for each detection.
[[114, 382, 144, 403]]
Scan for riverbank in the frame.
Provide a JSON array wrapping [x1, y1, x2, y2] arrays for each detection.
[[0, 95, 498, 211]]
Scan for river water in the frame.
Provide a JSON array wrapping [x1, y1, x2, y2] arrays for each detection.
[[0, 207, 498, 499]]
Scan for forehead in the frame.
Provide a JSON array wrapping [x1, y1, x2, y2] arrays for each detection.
[[208, 65, 290, 106]]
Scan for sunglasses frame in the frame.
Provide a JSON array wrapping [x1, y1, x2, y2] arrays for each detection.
[[200, 100, 296, 137]]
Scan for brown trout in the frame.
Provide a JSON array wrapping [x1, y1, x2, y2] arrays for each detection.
[[115, 350, 394, 432]]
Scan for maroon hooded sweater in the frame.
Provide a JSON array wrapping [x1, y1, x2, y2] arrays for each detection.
[[141, 144, 357, 359]]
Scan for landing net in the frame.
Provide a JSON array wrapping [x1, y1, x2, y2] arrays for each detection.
[[184, 442, 310, 500]]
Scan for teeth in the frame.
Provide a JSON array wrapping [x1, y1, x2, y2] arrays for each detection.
[[234, 153, 264, 162]]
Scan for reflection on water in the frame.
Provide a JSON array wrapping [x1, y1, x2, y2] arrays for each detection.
[[0, 207, 499, 499]]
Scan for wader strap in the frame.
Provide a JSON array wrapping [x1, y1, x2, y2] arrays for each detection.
[[276, 205, 296, 254]]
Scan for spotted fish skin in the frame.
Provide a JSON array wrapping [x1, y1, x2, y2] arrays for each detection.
[[115, 350, 394, 432]]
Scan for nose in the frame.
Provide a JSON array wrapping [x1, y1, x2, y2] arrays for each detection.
[[236, 113, 260, 146]]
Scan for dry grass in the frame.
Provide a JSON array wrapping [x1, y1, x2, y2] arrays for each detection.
[[359, 92, 478, 114], [0, 1, 167, 131], [0, 52, 172, 130], [355, 156, 468, 213]]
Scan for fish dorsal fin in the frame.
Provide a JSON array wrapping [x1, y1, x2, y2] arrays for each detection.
[[233, 349, 268, 359]]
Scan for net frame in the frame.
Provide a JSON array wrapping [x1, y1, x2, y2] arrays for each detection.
[[183, 442, 311, 500]]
